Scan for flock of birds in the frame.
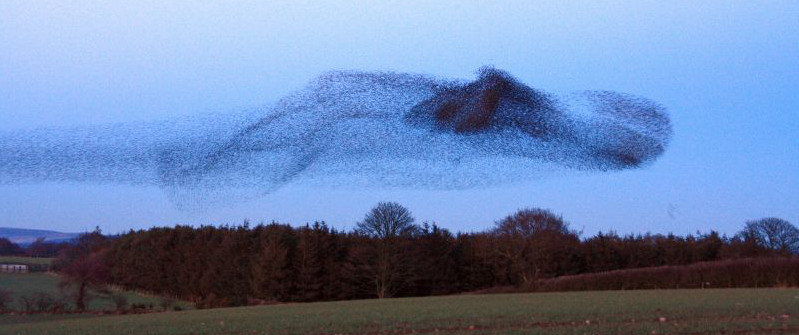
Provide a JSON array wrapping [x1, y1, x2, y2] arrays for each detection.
[[0, 67, 671, 206]]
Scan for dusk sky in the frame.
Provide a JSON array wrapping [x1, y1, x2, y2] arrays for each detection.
[[1, 1, 796, 236]]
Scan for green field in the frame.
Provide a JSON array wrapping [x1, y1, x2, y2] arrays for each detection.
[[0, 272, 192, 312], [1, 288, 797, 335], [0, 256, 54, 266]]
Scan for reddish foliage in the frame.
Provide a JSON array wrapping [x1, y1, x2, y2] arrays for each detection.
[[53, 208, 797, 307], [535, 257, 799, 292]]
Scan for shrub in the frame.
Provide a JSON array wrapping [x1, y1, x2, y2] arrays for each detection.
[[130, 303, 148, 311], [111, 292, 128, 311], [535, 257, 799, 292], [0, 289, 12, 311], [32, 292, 56, 312], [159, 297, 175, 311], [18, 294, 35, 312]]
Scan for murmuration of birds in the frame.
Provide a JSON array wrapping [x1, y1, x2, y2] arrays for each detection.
[[0, 67, 671, 206]]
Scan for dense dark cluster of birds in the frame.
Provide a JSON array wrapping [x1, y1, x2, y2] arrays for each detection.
[[0, 67, 671, 205]]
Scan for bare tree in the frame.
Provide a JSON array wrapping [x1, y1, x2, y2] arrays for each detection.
[[738, 218, 799, 254], [354, 202, 418, 299], [356, 202, 418, 239], [493, 208, 579, 286], [494, 208, 570, 238]]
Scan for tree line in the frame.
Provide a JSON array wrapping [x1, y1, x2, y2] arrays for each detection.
[[5, 202, 797, 308], [0, 237, 71, 258]]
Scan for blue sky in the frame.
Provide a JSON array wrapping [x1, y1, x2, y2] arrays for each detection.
[[0, 1, 797, 235]]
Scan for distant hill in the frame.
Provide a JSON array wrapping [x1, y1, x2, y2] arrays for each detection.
[[0, 227, 80, 245]]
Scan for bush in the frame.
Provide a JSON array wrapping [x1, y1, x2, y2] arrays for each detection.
[[32, 292, 56, 312], [130, 303, 148, 311], [159, 297, 175, 311], [18, 294, 35, 312], [51, 295, 71, 313], [0, 289, 12, 311], [535, 257, 799, 292], [111, 292, 128, 311]]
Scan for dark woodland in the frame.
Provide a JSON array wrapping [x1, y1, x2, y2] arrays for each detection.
[[3, 203, 797, 309]]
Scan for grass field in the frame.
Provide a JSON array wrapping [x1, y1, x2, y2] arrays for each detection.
[[0, 256, 54, 266], [0, 272, 192, 312], [1, 288, 796, 335]]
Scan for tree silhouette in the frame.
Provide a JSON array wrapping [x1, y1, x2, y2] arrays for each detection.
[[738, 218, 799, 254], [56, 228, 109, 311], [0, 238, 22, 256], [493, 208, 580, 286], [356, 202, 418, 239], [354, 202, 418, 299], [57, 210, 799, 306]]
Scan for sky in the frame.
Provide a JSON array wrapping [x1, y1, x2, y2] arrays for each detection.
[[0, 1, 797, 236]]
